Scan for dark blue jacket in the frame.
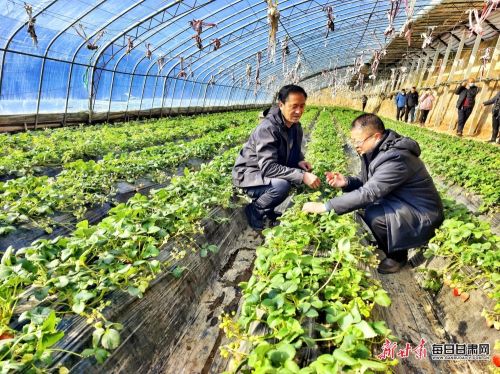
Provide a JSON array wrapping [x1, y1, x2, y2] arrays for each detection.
[[325, 130, 444, 252], [395, 92, 406, 108]]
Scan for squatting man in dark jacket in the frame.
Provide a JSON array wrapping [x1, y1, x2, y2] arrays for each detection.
[[232, 85, 321, 230], [302, 114, 444, 274]]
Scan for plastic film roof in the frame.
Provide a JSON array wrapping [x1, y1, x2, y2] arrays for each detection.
[[0, 0, 495, 116]]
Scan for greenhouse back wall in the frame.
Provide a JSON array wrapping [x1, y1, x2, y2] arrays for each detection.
[[0, 0, 499, 373]]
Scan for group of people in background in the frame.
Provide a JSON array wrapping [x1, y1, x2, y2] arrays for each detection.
[[394, 86, 435, 127], [384, 78, 499, 143]]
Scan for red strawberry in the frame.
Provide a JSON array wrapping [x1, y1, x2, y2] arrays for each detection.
[[453, 288, 461, 296], [492, 354, 500, 367], [0, 332, 14, 340]]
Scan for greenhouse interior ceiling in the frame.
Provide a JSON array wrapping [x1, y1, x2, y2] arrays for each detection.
[[0, 1, 499, 373], [0, 0, 498, 127]]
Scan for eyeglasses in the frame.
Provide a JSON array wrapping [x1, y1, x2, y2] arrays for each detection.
[[350, 133, 376, 147]]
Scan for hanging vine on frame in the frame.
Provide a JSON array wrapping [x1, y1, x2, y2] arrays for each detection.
[[324, 6, 335, 39], [399, 0, 416, 46], [421, 26, 436, 49], [479, 47, 491, 79], [254, 51, 262, 96], [384, 0, 402, 37], [468, 1, 499, 37], [189, 19, 217, 50], [74, 23, 106, 50], [24, 2, 37, 47], [267, 0, 280, 63], [281, 36, 290, 74]]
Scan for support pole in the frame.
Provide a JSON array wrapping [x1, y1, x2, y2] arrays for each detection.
[[423, 48, 441, 87], [417, 53, 431, 87]]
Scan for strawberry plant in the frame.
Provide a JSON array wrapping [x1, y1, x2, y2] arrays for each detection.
[[220, 110, 396, 372], [0, 109, 320, 371]]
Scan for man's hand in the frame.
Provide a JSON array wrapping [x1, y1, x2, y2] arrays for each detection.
[[302, 202, 327, 214], [298, 160, 312, 172], [325, 172, 347, 188], [303, 172, 321, 189]]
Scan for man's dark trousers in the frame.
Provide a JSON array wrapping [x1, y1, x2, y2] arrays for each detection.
[[405, 106, 416, 122], [457, 107, 473, 134], [358, 203, 408, 263], [244, 178, 291, 217]]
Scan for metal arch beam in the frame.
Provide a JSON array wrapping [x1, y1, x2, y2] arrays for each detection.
[[0, 0, 59, 99], [62, 0, 161, 124], [160, 0, 311, 79], [35, 0, 119, 127], [205, 9, 392, 86], [196, 3, 398, 84], [122, 2, 220, 115], [213, 2, 453, 87], [154, 2, 400, 111], [134, 0, 243, 113], [90, 0, 185, 75], [132, 0, 318, 115], [173, 0, 377, 81], [214, 0, 446, 85], [86, 0, 194, 120], [105, 3, 205, 119], [218, 0, 480, 86]]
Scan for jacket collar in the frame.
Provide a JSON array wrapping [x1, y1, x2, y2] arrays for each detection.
[[267, 106, 300, 130]]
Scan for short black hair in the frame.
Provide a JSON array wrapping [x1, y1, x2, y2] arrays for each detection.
[[402, 89, 406, 92], [277, 85, 308, 103], [351, 113, 385, 133]]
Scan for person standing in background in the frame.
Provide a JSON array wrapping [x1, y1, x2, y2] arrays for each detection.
[[361, 94, 368, 112], [482, 90, 500, 143], [418, 89, 435, 127], [405, 87, 419, 123], [454, 78, 479, 137], [395, 89, 407, 121]]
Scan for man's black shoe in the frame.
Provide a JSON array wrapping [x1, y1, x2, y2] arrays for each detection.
[[266, 211, 282, 221], [244, 204, 264, 230], [377, 258, 406, 274]]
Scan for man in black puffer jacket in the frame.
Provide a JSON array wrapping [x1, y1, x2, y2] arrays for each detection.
[[455, 78, 480, 136], [404, 87, 419, 123], [302, 113, 444, 274]]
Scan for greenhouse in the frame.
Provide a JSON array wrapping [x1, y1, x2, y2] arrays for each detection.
[[0, 0, 499, 372]]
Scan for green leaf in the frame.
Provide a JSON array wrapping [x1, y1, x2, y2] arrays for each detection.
[[374, 290, 391, 307], [94, 348, 110, 364], [55, 276, 69, 288], [358, 359, 388, 371], [127, 286, 143, 298], [305, 308, 319, 318], [171, 267, 184, 278], [42, 331, 65, 349], [72, 301, 85, 314], [101, 328, 120, 350], [354, 321, 378, 339], [333, 349, 357, 366], [41, 310, 57, 331]]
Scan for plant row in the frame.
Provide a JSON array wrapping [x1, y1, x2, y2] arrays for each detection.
[[0, 111, 259, 177], [422, 196, 500, 329], [0, 116, 258, 237], [0, 108, 319, 372], [333, 107, 499, 212], [219, 110, 396, 373]]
